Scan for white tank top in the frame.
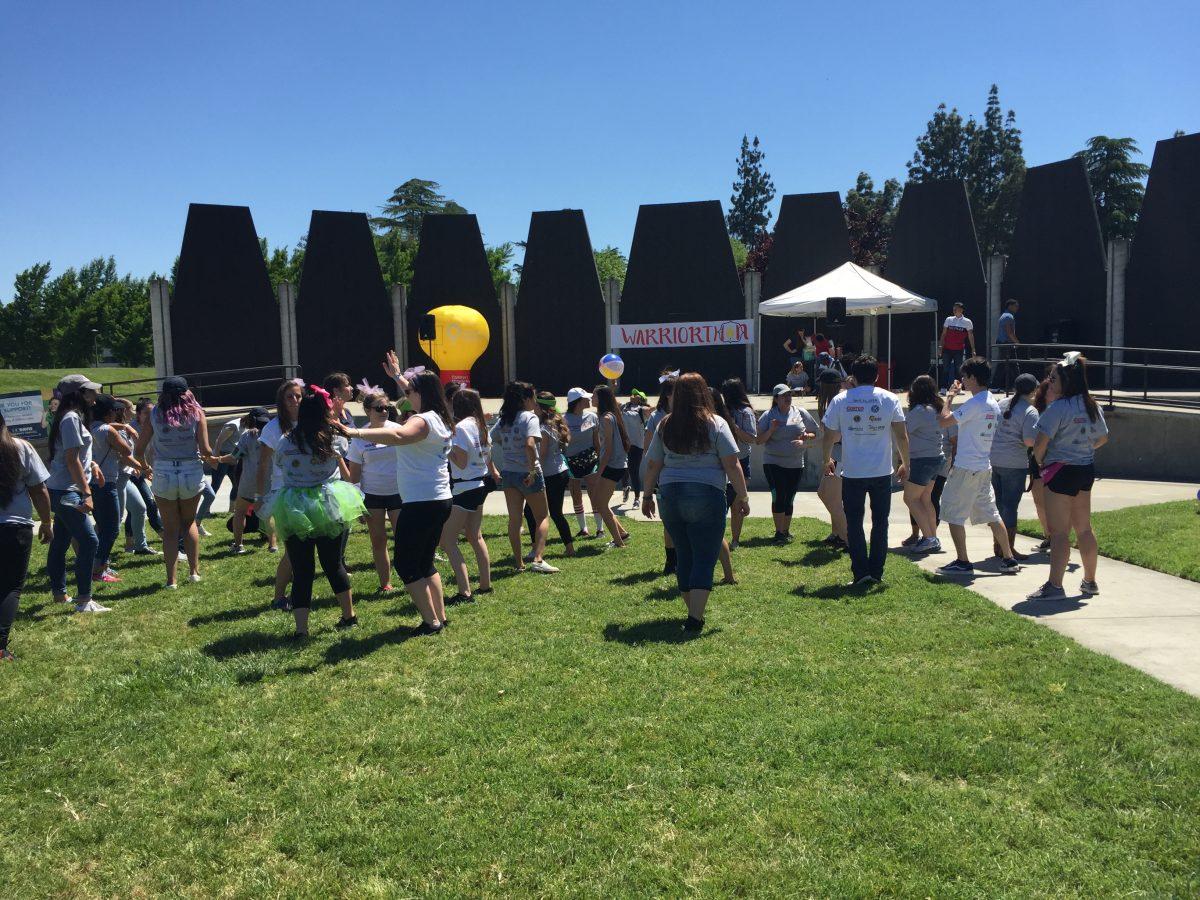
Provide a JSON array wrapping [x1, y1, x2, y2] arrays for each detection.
[[394, 411, 452, 502]]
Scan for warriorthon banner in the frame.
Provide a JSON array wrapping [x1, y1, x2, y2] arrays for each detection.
[[611, 319, 754, 349]]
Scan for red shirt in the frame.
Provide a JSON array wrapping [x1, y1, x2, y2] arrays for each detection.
[[812, 338, 832, 356]]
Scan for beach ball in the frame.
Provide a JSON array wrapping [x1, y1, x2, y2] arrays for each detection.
[[599, 353, 625, 380]]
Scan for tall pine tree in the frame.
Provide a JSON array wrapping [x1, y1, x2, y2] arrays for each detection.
[[1073, 136, 1149, 243], [726, 135, 776, 245]]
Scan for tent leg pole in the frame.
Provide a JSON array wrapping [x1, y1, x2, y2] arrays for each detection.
[[887, 312, 892, 390]]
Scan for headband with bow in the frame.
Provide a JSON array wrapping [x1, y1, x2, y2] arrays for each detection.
[[1059, 351, 1082, 368], [356, 378, 379, 397], [403, 366, 426, 381], [309, 385, 333, 409], [658, 370, 680, 384], [289, 377, 306, 388]]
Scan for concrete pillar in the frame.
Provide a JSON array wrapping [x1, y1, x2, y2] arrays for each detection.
[[1106, 239, 1130, 388], [149, 278, 173, 377], [986, 254, 1007, 353], [742, 269, 762, 392], [863, 317, 879, 358], [391, 284, 407, 369], [603, 278, 621, 353], [499, 281, 518, 383], [278, 281, 298, 375]]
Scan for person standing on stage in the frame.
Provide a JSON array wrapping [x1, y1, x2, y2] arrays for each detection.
[[939, 302, 976, 390]]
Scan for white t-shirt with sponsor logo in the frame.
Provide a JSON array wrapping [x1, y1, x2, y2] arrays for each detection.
[[821, 385, 905, 479], [950, 389, 1001, 472]]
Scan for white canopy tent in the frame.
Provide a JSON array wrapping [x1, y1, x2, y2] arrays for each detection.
[[757, 261, 940, 386]]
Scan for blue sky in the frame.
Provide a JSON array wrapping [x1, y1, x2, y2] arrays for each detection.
[[2, 0, 1196, 294]]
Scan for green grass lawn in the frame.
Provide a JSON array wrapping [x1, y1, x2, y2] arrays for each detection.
[[3, 517, 1199, 896], [0, 367, 155, 397], [1020, 499, 1200, 583]]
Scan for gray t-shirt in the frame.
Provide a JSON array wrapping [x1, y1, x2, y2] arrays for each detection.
[[757, 406, 818, 468], [151, 408, 201, 461], [563, 410, 598, 457], [231, 430, 262, 494], [621, 405, 647, 450], [730, 406, 758, 459], [646, 416, 739, 492], [1036, 396, 1109, 466], [598, 412, 628, 470], [991, 397, 1040, 470], [276, 434, 349, 488], [905, 404, 945, 460], [540, 422, 569, 477], [491, 410, 541, 473], [47, 410, 93, 492], [0, 439, 50, 525], [90, 422, 126, 483]]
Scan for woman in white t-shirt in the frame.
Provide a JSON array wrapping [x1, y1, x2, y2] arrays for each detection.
[[256, 378, 302, 608], [348, 369, 454, 636], [489, 381, 558, 575], [439, 389, 501, 602], [347, 388, 403, 592]]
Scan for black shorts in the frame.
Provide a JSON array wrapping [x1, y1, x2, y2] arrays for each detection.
[[725, 457, 751, 508], [600, 465, 626, 484], [1028, 455, 1041, 481], [1045, 463, 1096, 497], [393, 499, 452, 585], [567, 449, 598, 479], [363, 492, 402, 511], [452, 485, 489, 512]]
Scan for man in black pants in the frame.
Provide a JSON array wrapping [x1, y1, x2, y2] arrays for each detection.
[[821, 356, 910, 588]]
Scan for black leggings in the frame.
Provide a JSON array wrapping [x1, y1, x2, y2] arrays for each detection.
[[763, 463, 803, 516], [284, 529, 351, 609], [524, 470, 573, 547], [1, 525, 34, 652], [394, 499, 451, 585]]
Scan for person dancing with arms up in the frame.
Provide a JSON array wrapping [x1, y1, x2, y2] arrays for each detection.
[[642, 373, 750, 632], [261, 386, 364, 637]]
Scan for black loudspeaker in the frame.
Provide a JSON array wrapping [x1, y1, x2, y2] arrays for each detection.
[[418, 314, 437, 340], [826, 297, 848, 328]]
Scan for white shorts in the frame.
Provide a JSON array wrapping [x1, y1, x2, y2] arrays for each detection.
[[152, 459, 205, 501], [940, 467, 1001, 527]]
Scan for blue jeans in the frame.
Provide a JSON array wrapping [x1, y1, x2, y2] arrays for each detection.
[[91, 480, 122, 570], [126, 474, 161, 535], [991, 466, 1026, 530], [123, 477, 153, 550], [942, 349, 965, 388], [842, 475, 892, 581], [658, 482, 727, 593], [47, 489, 99, 599], [196, 478, 218, 522]]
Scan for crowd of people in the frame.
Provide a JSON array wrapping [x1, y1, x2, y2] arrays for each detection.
[[0, 345, 1109, 659]]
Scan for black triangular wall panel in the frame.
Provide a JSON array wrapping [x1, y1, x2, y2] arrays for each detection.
[[1125, 132, 1200, 375], [884, 180, 986, 387], [619, 201, 745, 389], [1003, 159, 1107, 350], [171, 203, 281, 406], [408, 214, 503, 395], [759, 192, 852, 385], [515, 210, 605, 394], [295, 211, 392, 392]]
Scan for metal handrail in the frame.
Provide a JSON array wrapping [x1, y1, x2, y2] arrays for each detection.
[[102, 364, 303, 408]]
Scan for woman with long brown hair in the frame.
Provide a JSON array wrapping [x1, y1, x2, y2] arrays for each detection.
[[1026, 354, 1109, 601], [1, 409, 54, 659], [257, 378, 303, 608], [591, 384, 631, 549], [532, 391, 576, 558], [440, 388, 501, 602], [901, 375, 946, 554], [642, 373, 750, 632], [347, 387, 403, 592]]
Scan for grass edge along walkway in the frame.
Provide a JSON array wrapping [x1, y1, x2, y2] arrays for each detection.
[[2, 517, 1199, 896]]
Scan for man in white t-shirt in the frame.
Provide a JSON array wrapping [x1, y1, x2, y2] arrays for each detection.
[[934, 356, 1021, 576], [938, 302, 975, 390], [822, 356, 909, 588]]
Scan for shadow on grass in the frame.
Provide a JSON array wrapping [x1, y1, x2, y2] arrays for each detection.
[[610, 569, 662, 586], [189, 603, 273, 627], [791, 581, 882, 600], [736, 535, 788, 549], [323, 625, 417, 664], [202, 630, 297, 660], [644, 585, 680, 601], [603, 618, 713, 645], [250, 575, 276, 587], [1011, 597, 1089, 616], [106, 582, 171, 601]]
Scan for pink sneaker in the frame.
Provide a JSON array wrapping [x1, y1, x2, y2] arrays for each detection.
[[92, 572, 121, 584]]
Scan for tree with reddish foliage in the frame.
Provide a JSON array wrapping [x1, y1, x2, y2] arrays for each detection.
[[743, 232, 773, 274]]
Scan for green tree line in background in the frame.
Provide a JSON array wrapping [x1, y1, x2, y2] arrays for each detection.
[[1, 91, 1181, 369]]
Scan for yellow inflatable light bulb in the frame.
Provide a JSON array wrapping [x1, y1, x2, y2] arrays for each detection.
[[425, 305, 490, 387]]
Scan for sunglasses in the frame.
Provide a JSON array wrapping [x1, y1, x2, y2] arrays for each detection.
[[368, 404, 389, 412]]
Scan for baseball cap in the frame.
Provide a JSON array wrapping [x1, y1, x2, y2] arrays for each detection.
[[56, 373, 101, 396], [772, 383, 794, 396], [161, 375, 189, 395], [566, 387, 592, 404], [630, 388, 648, 401], [249, 406, 271, 427], [92, 394, 119, 418], [1014, 373, 1040, 395]]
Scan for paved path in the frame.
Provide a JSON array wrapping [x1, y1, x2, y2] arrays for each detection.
[[203, 478, 1200, 697]]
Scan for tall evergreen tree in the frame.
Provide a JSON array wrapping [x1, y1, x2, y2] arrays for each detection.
[[1074, 136, 1149, 243], [371, 179, 466, 242], [844, 172, 902, 267], [726, 135, 776, 245]]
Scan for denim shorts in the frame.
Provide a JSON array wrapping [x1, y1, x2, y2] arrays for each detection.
[[501, 470, 545, 495], [152, 459, 205, 500], [907, 455, 945, 487]]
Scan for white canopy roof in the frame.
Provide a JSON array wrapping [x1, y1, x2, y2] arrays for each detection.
[[758, 261, 937, 317]]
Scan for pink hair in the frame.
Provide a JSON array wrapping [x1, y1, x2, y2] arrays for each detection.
[[157, 389, 203, 427]]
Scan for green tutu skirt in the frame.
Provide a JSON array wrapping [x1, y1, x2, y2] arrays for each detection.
[[261, 480, 366, 541]]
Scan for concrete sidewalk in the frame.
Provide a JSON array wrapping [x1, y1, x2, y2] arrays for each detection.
[[201, 478, 1200, 697]]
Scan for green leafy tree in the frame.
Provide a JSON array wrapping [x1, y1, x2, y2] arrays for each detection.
[[486, 243, 515, 295], [907, 85, 1025, 256], [0, 263, 54, 366], [726, 135, 776, 245], [729, 237, 749, 270], [844, 172, 902, 267], [259, 238, 305, 295], [371, 179, 466, 242], [1074, 136, 1149, 243], [593, 246, 627, 289]]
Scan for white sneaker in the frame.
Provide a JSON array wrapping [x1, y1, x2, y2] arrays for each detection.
[[74, 599, 111, 613], [189, 573, 202, 583], [197, 524, 211, 537], [529, 560, 560, 574], [913, 537, 942, 554], [165, 582, 177, 590], [231, 543, 247, 554]]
